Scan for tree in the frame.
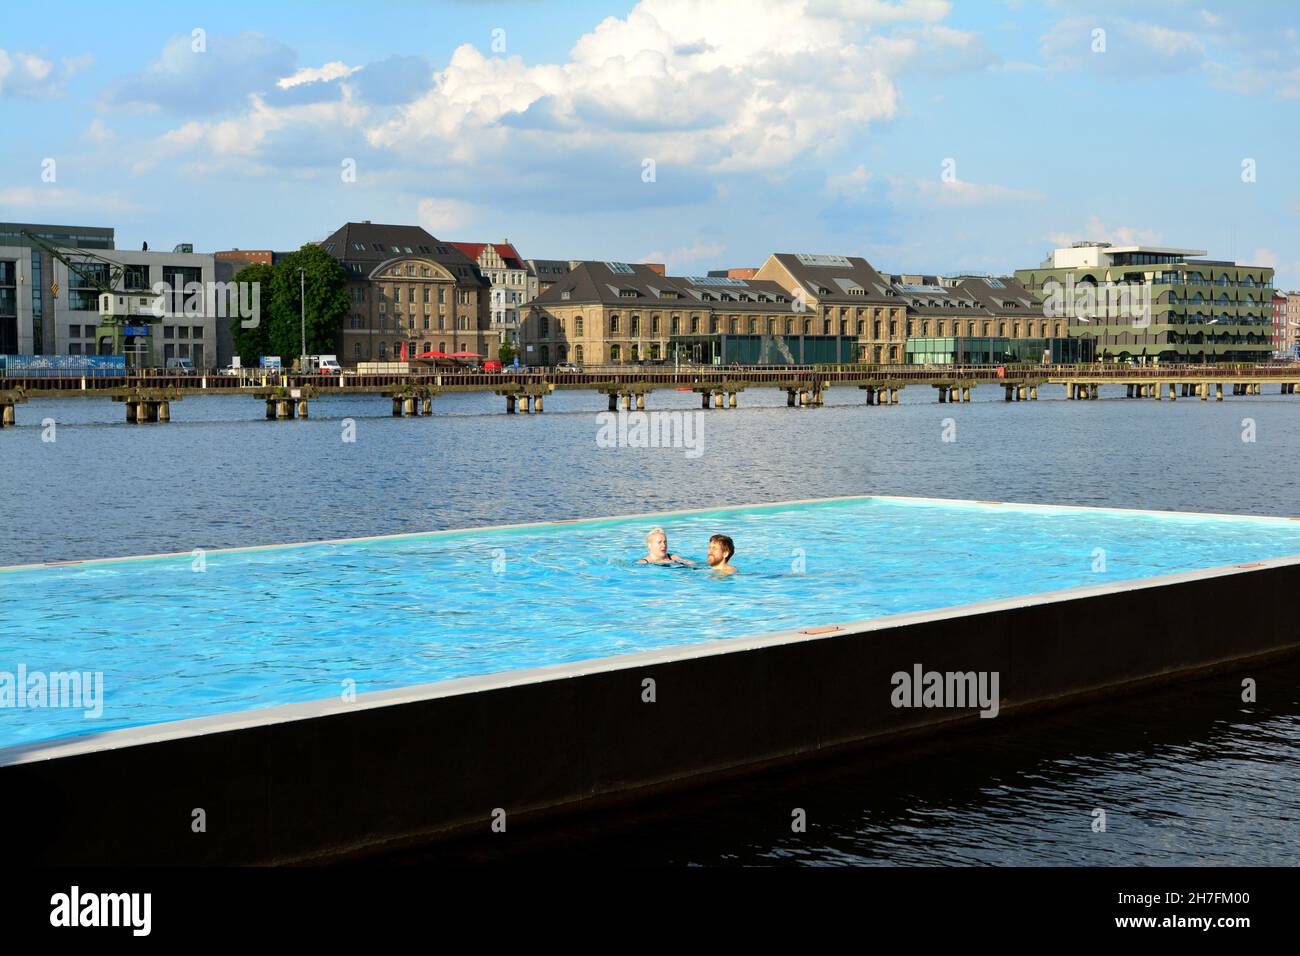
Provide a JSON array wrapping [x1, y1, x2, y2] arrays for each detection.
[[229, 263, 274, 365], [498, 341, 519, 365], [267, 244, 350, 364]]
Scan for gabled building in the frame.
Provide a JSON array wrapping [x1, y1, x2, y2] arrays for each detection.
[[448, 240, 528, 342], [521, 261, 862, 367], [752, 252, 908, 362], [318, 221, 491, 365]]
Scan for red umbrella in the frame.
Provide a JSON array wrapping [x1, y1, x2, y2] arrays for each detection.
[[400, 341, 408, 362], [448, 351, 482, 358], [416, 351, 451, 359]]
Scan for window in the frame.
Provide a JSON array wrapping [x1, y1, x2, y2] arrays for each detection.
[[671, 316, 681, 334], [610, 315, 620, 333], [748, 318, 757, 334], [457, 316, 468, 331], [575, 345, 584, 364], [575, 316, 584, 336], [709, 317, 718, 334], [730, 318, 738, 334], [651, 315, 660, 334], [540, 316, 549, 337], [378, 343, 387, 359], [354, 343, 363, 360], [610, 344, 622, 362], [631, 315, 640, 335], [691, 316, 700, 333]]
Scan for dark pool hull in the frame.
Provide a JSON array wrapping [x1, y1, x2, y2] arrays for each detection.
[[5, 554, 1299, 864]]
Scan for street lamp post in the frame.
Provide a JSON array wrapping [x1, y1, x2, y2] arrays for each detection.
[[298, 267, 306, 370]]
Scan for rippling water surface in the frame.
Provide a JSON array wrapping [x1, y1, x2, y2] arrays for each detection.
[[2, 384, 1299, 864]]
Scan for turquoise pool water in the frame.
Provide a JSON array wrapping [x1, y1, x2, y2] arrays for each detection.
[[4, 496, 1300, 751]]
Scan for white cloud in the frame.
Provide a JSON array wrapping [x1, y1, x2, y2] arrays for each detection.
[[83, 118, 116, 145], [891, 176, 1043, 206], [417, 197, 475, 233], [1040, 17, 1205, 74], [639, 241, 727, 271], [0, 186, 137, 213], [826, 164, 873, 198], [0, 48, 84, 97], [278, 62, 361, 89], [1047, 216, 1162, 249], [363, 0, 986, 173]]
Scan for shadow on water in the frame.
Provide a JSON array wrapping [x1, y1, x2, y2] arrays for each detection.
[[363, 656, 1300, 866]]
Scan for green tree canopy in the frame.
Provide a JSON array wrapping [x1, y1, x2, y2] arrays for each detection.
[[229, 263, 274, 366], [498, 341, 519, 365], [268, 244, 350, 364]]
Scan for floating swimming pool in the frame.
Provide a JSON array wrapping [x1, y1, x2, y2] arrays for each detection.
[[4, 495, 1300, 751]]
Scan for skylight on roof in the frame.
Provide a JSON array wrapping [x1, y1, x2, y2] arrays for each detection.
[[985, 277, 1006, 288], [606, 262, 635, 274], [684, 276, 748, 287], [794, 253, 852, 268], [898, 283, 947, 294]]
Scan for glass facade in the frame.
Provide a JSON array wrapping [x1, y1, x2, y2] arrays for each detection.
[[669, 334, 857, 365], [905, 337, 1094, 365]]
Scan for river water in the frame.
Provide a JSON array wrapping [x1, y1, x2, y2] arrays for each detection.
[[2, 383, 1298, 864]]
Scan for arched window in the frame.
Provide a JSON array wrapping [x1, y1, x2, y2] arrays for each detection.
[[609, 314, 619, 334], [439, 341, 446, 353], [575, 345, 584, 365], [630, 344, 639, 361], [749, 318, 757, 334], [729, 318, 738, 334], [610, 344, 622, 363], [378, 343, 388, 359], [540, 345, 550, 365], [650, 343, 660, 360], [353, 342, 363, 360], [803, 319, 811, 334]]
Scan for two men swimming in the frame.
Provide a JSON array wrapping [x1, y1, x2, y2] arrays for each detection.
[[637, 527, 736, 575]]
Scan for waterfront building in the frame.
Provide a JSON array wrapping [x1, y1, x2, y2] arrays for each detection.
[[521, 261, 807, 366], [318, 222, 492, 365], [1286, 292, 1300, 359], [0, 222, 114, 355], [525, 259, 576, 313], [449, 241, 529, 344], [752, 253, 908, 363], [1014, 241, 1275, 363], [1274, 293, 1288, 357], [41, 245, 218, 366]]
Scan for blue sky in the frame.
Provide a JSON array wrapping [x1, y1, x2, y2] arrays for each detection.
[[2, 0, 1298, 285]]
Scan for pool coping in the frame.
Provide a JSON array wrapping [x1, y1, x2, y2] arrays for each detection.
[[3, 491, 1299, 573], [5, 542, 1299, 768]]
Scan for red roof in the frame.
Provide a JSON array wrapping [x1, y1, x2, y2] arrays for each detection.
[[449, 241, 523, 269]]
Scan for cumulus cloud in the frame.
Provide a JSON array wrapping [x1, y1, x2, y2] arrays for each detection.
[[363, 0, 989, 173], [0, 48, 87, 97], [106, 32, 296, 113]]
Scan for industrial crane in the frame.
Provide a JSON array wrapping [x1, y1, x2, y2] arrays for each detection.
[[21, 229, 159, 365]]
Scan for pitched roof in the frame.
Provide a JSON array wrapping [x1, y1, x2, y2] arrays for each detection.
[[532, 262, 795, 311], [318, 222, 486, 285], [449, 241, 524, 270], [768, 253, 896, 304]]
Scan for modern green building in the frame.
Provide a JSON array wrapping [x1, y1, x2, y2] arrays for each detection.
[[1014, 242, 1274, 364]]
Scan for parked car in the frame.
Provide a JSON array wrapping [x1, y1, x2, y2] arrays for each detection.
[[166, 357, 197, 375], [554, 362, 582, 373]]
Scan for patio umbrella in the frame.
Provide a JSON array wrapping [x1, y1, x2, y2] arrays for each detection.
[[448, 351, 482, 358]]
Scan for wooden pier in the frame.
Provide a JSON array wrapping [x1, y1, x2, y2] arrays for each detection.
[[2, 363, 1300, 425]]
